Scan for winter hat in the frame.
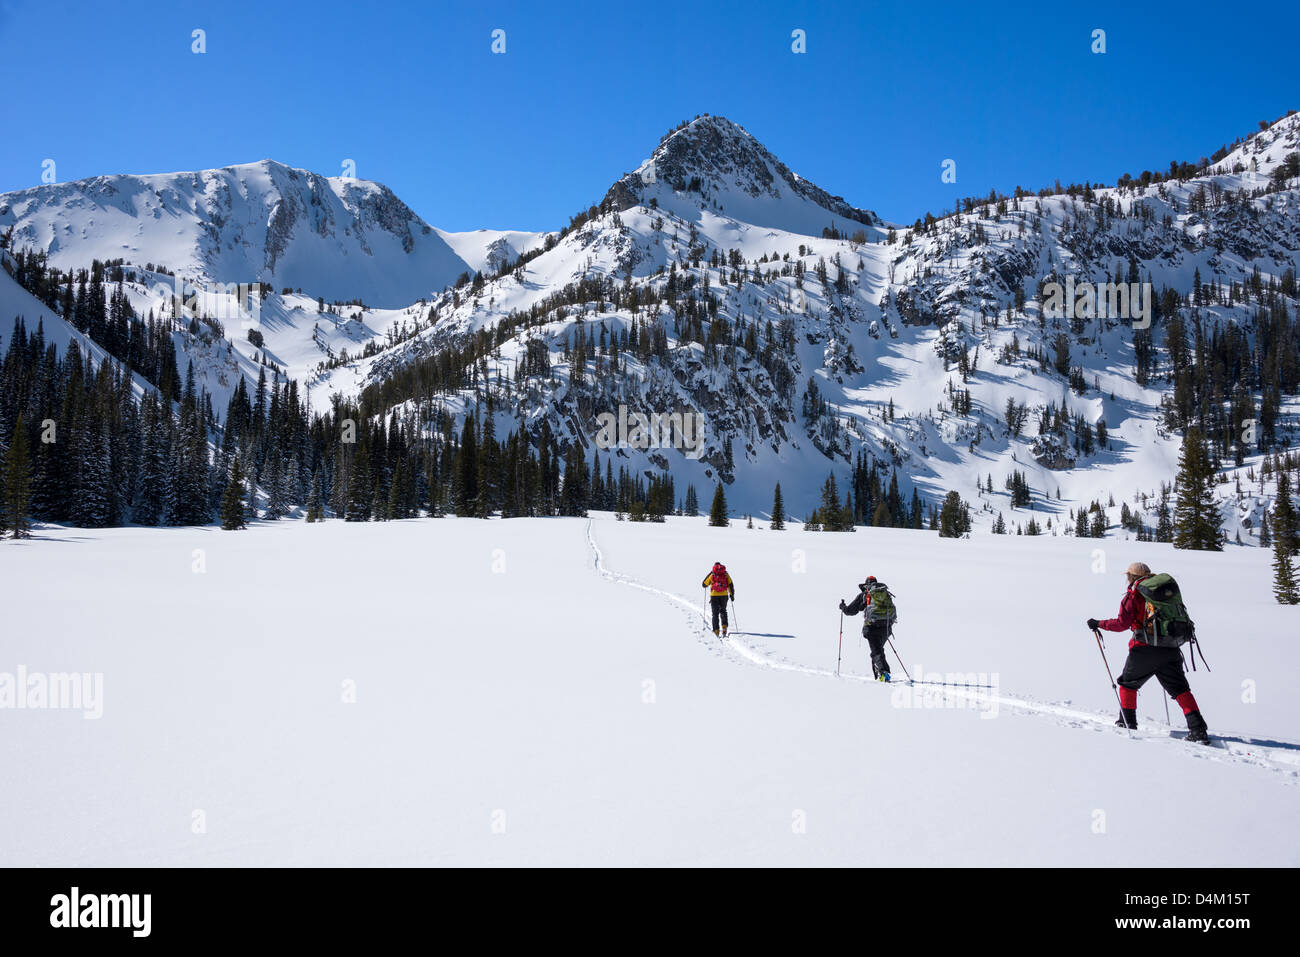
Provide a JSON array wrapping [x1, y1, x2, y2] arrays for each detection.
[[1125, 562, 1151, 578]]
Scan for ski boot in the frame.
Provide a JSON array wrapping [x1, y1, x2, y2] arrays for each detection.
[[1185, 711, 1210, 745], [1115, 708, 1137, 730]]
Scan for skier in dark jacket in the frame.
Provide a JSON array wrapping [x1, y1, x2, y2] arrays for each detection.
[[1087, 561, 1209, 743], [840, 576, 896, 681], [701, 562, 735, 637]]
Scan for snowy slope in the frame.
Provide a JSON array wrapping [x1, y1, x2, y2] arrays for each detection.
[[0, 160, 472, 308], [433, 227, 552, 276], [1, 513, 1295, 865]]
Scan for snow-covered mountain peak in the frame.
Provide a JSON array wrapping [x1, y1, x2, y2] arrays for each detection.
[[604, 114, 881, 237], [0, 160, 472, 308]]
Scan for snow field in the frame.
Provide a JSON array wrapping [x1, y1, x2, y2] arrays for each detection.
[[2, 514, 1297, 865]]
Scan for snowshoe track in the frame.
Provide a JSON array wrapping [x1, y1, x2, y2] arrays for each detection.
[[585, 519, 1300, 781]]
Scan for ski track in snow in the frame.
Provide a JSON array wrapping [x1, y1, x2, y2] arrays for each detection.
[[584, 519, 1300, 783]]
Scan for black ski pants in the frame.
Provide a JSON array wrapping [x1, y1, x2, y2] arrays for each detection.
[[1117, 643, 1190, 698], [864, 622, 891, 678], [710, 595, 730, 632]]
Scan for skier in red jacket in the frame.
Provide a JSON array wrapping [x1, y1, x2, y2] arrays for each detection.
[[1087, 561, 1209, 743]]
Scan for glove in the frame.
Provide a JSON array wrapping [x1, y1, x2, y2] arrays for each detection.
[[730, 591, 736, 601], [839, 600, 847, 612], [1087, 618, 1100, 631]]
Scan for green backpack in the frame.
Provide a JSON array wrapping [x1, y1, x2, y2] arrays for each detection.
[[866, 583, 898, 626], [1135, 574, 1195, 647]]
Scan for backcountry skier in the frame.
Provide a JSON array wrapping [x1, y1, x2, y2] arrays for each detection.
[[1087, 561, 1210, 743], [701, 562, 735, 637], [840, 575, 897, 681]]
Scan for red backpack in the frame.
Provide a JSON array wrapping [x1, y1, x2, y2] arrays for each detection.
[[710, 564, 729, 591]]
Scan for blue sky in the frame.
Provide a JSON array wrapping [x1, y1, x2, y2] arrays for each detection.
[[2, 0, 1297, 230]]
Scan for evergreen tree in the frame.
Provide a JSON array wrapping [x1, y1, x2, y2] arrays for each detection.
[[169, 408, 211, 526], [1274, 530, 1300, 604], [708, 482, 729, 527], [135, 394, 170, 526], [2, 415, 32, 538], [346, 446, 373, 521], [887, 470, 903, 524], [566, 444, 592, 516], [243, 467, 260, 524], [840, 492, 855, 532], [72, 419, 111, 528], [476, 414, 500, 518], [330, 445, 349, 518], [387, 460, 405, 520], [938, 491, 965, 538], [263, 455, 289, 520], [220, 456, 247, 530], [818, 474, 845, 531], [305, 470, 324, 523], [770, 482, 785, 530], [1172, 428, 1222, 551], [1273, 471, 1298, 555], [1155, 487, 1174, 543], [454, 416, 478, 516], [1008, 470, 1031, 508], [588, 452, 602, 515], [29, 421, 66, 523]]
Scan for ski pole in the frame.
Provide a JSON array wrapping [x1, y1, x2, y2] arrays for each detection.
[[702, 587, 709, 626], [887, 626, 911, 682], [1092, 627, 1125, 715], [730, 597, 739, 633], [836, 612, 844, 676]]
